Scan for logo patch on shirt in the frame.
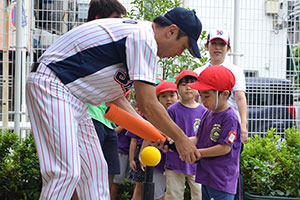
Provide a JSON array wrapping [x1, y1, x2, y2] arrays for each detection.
[[227, 131, 237, 144], [210, 124, 221, 142], [193, 118, 201, 133]]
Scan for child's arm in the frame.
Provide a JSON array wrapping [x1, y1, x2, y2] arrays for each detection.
[[198, 144, 231, 158], [115, 126, 124, 134], [129, 138, 138, 172]]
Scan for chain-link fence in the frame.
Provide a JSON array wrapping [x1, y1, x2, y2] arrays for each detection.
[[1, 0, 299, 137]]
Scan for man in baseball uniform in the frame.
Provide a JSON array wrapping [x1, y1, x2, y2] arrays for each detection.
[[26, 7, 202, 199]]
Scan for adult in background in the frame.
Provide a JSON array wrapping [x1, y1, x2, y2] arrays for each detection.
[[194, 29, 248, 200], [26, 7, 203, 199]]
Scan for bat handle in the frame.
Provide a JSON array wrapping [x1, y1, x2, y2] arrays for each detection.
[[163, 140, 200, 163], [163, 140, 177, 152]]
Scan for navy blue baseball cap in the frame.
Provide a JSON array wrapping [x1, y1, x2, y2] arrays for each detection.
[[164, 7, 202, 58]]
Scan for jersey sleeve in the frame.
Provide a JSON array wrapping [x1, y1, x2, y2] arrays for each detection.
[[218, 117, 241, 148], [231, 66, 246, 92], [125, 28, 158, 84]]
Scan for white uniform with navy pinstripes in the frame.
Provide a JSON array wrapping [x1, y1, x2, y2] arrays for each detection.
[[26, 18, 158, 200]]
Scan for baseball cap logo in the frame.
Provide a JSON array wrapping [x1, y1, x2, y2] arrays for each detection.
[[217, 30, 223, 35]]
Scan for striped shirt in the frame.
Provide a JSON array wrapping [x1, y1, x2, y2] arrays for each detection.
[[38, 18, 158, 105]]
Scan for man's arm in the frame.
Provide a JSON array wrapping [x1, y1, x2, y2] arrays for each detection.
[[234, 91, 248, 143], [133, 80, 200, 164]]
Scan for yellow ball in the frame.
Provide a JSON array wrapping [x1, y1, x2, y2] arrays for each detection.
[[140, 146, 161, 167]]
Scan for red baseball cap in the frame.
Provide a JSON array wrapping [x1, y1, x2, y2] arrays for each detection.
[[156, 81, 177, 96], [175, 70, 198, 85], [188, 65, 235, 91]]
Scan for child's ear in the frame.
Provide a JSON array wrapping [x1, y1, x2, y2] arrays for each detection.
[[222, 90, 230, 98]]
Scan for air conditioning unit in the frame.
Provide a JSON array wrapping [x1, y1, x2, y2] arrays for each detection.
[[265, 0, 279, 14]]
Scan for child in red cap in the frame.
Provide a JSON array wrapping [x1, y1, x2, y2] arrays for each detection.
[[188, 65, 242, 200], [156, 81, 179, 110], [150, 80, 179, 200], [164, 70, 207, 200]]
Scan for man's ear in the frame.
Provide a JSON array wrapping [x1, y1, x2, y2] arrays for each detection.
[[166, 24, 179, 38]]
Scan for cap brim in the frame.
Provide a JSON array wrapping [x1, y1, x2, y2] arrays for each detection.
[[188, 82, 213, 91], [189, 38, 201, 58], [208, 37, 229, 45], [157, 88, 177, 96]]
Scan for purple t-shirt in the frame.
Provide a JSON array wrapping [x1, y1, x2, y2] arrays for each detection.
[[118, 129, 131, 155], [125, 131, 143, 146], [154, 150, 166, 174], [166, 102, 207, 175], [195, 107, 241, 194]]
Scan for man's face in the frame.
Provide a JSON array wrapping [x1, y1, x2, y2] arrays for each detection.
[[156, 26, 190, 58]]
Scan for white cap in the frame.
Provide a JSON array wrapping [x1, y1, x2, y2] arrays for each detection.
[[207, 29, 230, 45]]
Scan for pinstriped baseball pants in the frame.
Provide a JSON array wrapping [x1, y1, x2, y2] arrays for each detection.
[[26, 64, 109, 200]]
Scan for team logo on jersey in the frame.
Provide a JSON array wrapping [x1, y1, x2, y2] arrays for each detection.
[[210, 124, 221, 142], [227, 131, 237, 144], [122, 19, 138, 24], [114, 70, 133, 93]]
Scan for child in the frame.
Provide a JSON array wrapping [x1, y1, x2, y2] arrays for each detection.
[[188, 65, 242, 200], [164, 70, 207, 200], [126, 99, 145, 200], [156, 80, 179, 110], [153, 80, 179, 200], [110, 90, 133, 200]]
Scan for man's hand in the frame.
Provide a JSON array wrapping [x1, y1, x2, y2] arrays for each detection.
[[151, 138, 174, 153], [175, 136, 200, 163]]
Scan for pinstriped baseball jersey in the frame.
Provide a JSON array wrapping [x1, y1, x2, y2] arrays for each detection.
[[38, 18, 158, 106]]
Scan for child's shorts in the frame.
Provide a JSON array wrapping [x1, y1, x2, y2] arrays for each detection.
[[153, 171, 166, 199], [93, 119, 120, 175], [202, 184, 235, 200], [113, 152, 130, 184], [128, 146, 145, 183]]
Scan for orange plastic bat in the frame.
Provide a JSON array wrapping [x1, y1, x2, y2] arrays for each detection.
[[104, 104, 166, 142]]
